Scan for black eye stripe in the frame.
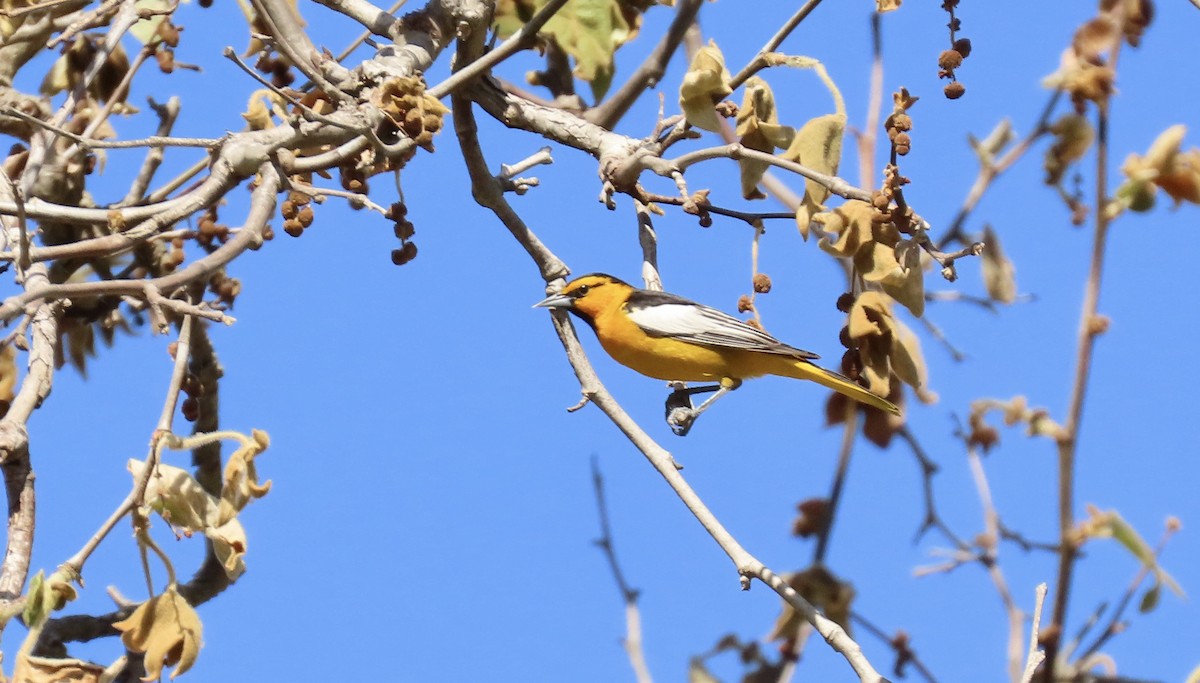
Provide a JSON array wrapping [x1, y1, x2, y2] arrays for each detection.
[[571, 281, 602, 298]]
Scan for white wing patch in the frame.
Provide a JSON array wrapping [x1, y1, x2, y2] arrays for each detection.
[[626, 302, 818, 359]]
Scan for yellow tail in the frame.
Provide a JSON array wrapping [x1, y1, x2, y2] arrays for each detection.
[[777, 358, 901, 416]]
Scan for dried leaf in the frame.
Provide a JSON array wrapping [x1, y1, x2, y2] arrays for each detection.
[[218, 429, 272, 524], [782, 113, 846, 219], [1044, 114, 1094, 185], [114, 586, 203, 681], [815, 200, 874, 257], [1072, 15, 1121, 62], [0, 344, 15, 416], [242, 90, 280, 130], [206, 518, 248, 580], [1118, 125, 1200, 210], [888, 315, 926, 390], [770, 566, 854, 641], [679, 41, 731, 132], [40, 55, 72, 96], [688, 659, 721, 683], [980, 225, 1017, 304], [736, 77, 795, 199], [876, 0, 901, 11], [855, 241, 925, 317], [132, 459, 216, 532]]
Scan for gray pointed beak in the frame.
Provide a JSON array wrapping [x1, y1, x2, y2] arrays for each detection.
[[533, 293, 573, 309]]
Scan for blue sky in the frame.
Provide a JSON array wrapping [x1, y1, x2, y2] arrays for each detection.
[[5, 1, 1198, 681]]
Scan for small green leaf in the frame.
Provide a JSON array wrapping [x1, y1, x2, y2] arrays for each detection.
[[1138, 582, 1161, 613]]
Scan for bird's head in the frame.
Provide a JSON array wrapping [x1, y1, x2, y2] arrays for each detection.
[[533, 273, 631, 321]]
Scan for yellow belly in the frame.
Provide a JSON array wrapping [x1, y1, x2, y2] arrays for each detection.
[[592, 308, 771, 382]]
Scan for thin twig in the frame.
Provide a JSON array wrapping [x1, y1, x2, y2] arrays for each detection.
[[729, 0, 826, 89], [1045, 93, 1115, 683], [850, 612, 939, 683], [427, 0, 571, 100], [967, 444, 1023, 683], [814, 402, 857, 564], [1019, 584, 1049, 683], [634, 200, 661, 291], [333, 0, 407, 62], [58, 313, 194, 581], [591, 457, 653, 683], [671, 144, 871, 202], [587, 0, 702, 128]]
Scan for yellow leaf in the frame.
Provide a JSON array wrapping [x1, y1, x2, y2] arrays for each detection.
[[679, 41, 731, 132], [114, 586, 203, 681], [980, 225, 1017, 304], [130, 0, 173, 44]]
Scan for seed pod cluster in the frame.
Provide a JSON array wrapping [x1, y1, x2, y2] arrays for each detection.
[[254, 52, 295, 89], [388, 201, 418, 266], [196, 206, 230, 248], [180, 371, 205, 422], [938, 1, 972, 99], [281, 185, 315, 238]]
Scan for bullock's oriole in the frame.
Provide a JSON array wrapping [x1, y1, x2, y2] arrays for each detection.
[[534, 274, 900, 425]]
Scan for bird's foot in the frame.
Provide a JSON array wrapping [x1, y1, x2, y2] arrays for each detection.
[[664, 383, 719, 436]]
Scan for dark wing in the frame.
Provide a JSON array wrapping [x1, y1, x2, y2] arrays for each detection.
[[625, 289, 820, 360]]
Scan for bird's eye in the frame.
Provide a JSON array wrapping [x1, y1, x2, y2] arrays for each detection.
[[574, 284, 590, 297]]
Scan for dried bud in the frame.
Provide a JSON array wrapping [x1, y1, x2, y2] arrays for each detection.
[[1087, 314, 1110, 336], [283, 219, 304, 237], [953, 38, 972, 58], [281, 200, 297, 219], [296, 205, 314, 228], [838, 325, 851, 349], [388, 219, 413, 241], [752, 273, 772, 293], [893, 132, 912, 155], [835, 292, 855, 313], [938, 49, 963, 71], [155, 48, 175, 73], [944, 82, 966, 100], [181, 397, 199, 422], [736, 295, 754, 313], [391, 241, 418, 266]]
